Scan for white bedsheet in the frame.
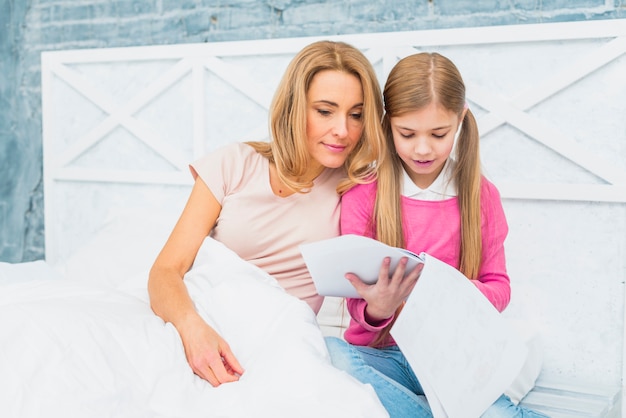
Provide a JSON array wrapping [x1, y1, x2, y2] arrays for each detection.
[[0, 237, 388, 418]]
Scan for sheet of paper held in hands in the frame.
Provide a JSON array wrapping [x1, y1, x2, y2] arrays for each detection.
[[299, 234, 424, 299], [300, 234, 528, 418], [390, 253, 528, 418]]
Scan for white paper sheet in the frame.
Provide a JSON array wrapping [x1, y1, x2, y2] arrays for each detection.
[[390, 254, 528, 418], [300, 234, 424, 298]]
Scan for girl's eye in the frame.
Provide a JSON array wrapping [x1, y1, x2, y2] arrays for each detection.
[[432, 132, 448, 139], [400, 132, 414, 139]]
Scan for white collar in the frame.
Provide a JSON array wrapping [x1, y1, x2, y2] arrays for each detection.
[[401, 159, 457, 200]]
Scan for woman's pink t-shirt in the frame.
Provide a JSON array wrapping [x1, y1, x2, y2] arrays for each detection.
[[191, 142, 344, 313]]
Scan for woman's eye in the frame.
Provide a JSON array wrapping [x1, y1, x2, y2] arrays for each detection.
[[350, 112, 362, 120], [317, 109, 331, 116]]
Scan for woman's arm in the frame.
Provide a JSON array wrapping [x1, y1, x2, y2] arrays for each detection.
[[148, 178, 244, 386]]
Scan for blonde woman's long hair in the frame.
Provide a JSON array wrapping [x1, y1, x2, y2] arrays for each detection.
[[372, 52, 483, 347], [247, 41, 386, 194]]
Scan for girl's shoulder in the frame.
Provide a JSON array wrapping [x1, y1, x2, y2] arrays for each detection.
[[342, 178, 378, 199], [480, 176, 503, 201]]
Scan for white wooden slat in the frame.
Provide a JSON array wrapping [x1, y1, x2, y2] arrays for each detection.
[[341, 19, 626, 49], [497, 183, 626, 203], [480, 36, 626, 135], [202, 56, 275, 110], [52, 167, 192, 186], [41, 19, 626, 67], [114, 57, 193, 118], [57, 115, 120, 169], [84, 57, 193, 169], [469, 82, 626, 187], [117, 114, 189, 172], [41, 53, 60, 267], [49, 62, 121, 165], [519, 377, 621, 418], [237, 124, 270, 143], [53, 58, 193, 170], [192, 59, 206, 158]]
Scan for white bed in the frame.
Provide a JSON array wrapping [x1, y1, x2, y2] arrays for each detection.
[[1, 19, 625, 418], [0, 214, 387, 417]]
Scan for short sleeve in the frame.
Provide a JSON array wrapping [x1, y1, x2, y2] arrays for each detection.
[[189, 143, 256, 204]]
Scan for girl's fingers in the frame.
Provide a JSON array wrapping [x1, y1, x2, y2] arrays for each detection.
[[390, 257, 409, 282], [377, 257, 392, 281]]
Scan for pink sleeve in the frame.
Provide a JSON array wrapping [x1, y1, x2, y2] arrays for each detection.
[[340, 182, 377, 238], [347, 298, 394, 328], [340, 183, 395, 346], [472, 180, 511, 312]]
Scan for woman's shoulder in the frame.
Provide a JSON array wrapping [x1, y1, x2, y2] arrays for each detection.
[[216, 142, 260, 159], [190, 142, 265, 183], [195, 142, 262, 167]]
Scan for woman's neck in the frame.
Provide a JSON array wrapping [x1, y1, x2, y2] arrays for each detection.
[[269, 163, 326, 197]]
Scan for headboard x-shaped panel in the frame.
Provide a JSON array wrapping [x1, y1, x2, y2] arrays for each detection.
[[42, 19, 626, 390]]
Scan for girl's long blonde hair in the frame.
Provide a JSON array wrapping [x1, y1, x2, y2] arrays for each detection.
[[372, 52, 483, 347], [247, 41, 386, 194]]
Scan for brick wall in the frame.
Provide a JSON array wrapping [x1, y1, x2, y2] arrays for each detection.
[[1, 0, 624, 262]]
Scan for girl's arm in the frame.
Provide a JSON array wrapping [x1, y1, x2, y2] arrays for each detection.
[[148, 178, 244, 386], [340, 183, 412, 345], [472, 180, 511, 312]]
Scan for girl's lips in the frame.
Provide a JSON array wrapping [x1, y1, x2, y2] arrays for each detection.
[[413, 159, 434, 167]]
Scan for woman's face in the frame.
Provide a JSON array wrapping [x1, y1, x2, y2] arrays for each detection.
[[305, 70, 364, 170], [390, 101, 465, 189]]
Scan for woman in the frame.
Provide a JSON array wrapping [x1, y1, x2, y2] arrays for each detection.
[[148, 40, 386, 388]]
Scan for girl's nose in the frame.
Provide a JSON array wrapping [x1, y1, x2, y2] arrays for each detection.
[[413, 137, 430, 155]]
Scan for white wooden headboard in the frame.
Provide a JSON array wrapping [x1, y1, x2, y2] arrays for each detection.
[[41, 19, 626, 405]]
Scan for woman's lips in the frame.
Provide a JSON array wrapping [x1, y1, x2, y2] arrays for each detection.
[[324, 143, 347, 153]]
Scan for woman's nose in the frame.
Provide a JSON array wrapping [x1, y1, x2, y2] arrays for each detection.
[[332, 116, 348, 138]]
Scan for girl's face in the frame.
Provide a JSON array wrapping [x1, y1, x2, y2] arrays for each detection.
[[305, 70, 364, 171], [390, 102, 465, 189]]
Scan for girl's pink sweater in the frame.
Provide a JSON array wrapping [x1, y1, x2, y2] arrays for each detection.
[[340, 178, 511, 347]]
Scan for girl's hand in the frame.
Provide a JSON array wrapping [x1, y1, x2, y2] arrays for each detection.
[[345, 257, 423, 322], [177, 314, 244, 387]]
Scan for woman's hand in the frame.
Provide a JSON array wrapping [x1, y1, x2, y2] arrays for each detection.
[[177, 313, 244, 387], [345, 257, 423, 322]]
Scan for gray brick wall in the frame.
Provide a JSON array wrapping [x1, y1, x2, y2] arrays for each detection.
[[1, 0, 624, 262]]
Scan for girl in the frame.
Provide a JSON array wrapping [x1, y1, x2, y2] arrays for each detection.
[[148, 40, 386, 387], [325, 52, 548, 417]]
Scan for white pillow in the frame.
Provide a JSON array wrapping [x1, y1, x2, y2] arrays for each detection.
[[56, 208, 178, 287], [0, 260, 64, 285]]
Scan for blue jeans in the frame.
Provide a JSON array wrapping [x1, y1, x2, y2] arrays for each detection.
[[325, 337, 550, 418]]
